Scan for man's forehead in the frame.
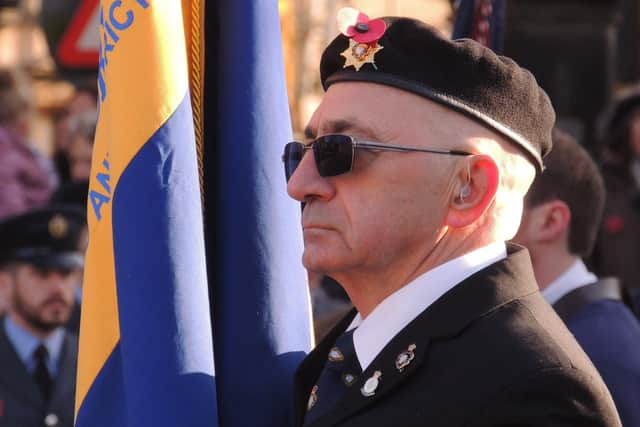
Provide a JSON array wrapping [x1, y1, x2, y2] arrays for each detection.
[[306, 82, 486, 142]]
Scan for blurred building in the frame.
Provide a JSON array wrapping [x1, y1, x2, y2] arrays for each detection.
[[504, 0, 639, 148], [279, 0, 453, 135], [0, 0, 83, 157], [280, 0, 640, 146]]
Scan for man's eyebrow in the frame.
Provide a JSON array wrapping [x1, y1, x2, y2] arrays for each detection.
[[303, 125, 315, 140], [304, 118, 377, 140]]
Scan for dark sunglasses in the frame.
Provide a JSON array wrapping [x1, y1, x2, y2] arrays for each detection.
[[282, 134, 473, 181]]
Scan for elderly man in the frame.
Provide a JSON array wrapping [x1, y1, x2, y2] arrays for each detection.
[[513, 129, 640, 427], [283, 10, 620, 427], [0, 206, 84, 427]]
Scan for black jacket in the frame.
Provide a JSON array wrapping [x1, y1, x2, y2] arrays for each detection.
[[294, 247, 621, 426], [0, 322, 78, 427]]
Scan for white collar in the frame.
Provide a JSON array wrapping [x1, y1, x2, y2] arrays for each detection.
[[347, 242, 507, 371], [542, 259, 597, 305]]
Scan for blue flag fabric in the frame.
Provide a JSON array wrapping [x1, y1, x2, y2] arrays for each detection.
[[76, 2, 218, 426], [203, 1, 313, 426], [452, 0, 505, 53]]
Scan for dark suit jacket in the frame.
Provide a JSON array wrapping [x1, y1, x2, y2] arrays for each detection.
[[65, 300, 81, 335], [0, 323, 78, 427], [553, 280, 640, 427], [294, 247, 621, 426]]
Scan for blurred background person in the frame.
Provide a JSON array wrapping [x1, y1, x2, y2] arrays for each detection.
[[590, 89, 640, 309], [0, 69, 57, 220], [66, 111, 96, 182], [0, 266, 11, 317], [0, 205, 84, 427], [49, 179, 89, 334], [51, 81, 98, 184], [513, 128, 640, 427]]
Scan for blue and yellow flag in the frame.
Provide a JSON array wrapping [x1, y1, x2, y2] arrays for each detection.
[[201, 0, 313, 426], [76, 1, 217, 426]]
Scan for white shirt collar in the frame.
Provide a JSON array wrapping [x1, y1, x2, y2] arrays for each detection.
[[4, 316, 66, 376], [347, 242, 507, 371], [542, 259, 598, 305]]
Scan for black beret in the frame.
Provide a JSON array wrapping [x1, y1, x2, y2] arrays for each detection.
[[320, 15, 555, 171], [0, 205, 86, 270]]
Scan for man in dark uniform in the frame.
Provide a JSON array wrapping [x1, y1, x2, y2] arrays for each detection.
[[283, 9, 621, 427], [590, 88, 640, 306], [513, 129, 640, 426], [0, 206, 84, 427]]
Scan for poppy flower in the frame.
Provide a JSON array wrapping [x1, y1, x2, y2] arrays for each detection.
[[604, 214, 625, 234], [337, 8, 387, 44]]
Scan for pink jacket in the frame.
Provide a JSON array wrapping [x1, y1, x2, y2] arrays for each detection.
[[0, 126, 55, 220]]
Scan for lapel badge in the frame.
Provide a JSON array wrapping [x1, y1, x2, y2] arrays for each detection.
[[328, 347, 344, 362], [307, 385, 319, 411], [342, 373, 358, 386], [360, 370, 382, 397], [48, 214, 69, 239], [395, 344, 416, 372], [337, 8, 386, 71]]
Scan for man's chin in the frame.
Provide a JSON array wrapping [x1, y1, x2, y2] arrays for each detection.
[[30, 320, 64, 334], [35, 312, 71, 332], [303, 251, 348, 275]]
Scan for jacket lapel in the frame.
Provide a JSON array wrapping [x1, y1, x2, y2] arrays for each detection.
[[305, 246, 538, 426], [294, 310, 357, 426], [47, 333, 77, 411], [0, 319, 44, 409]]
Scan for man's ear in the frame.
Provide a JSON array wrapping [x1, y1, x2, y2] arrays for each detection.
[[532, 200, 571, 244], [445, 155, 500, 228], [0, 269, 14, 314]]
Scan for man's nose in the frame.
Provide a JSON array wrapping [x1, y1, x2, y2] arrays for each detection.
[[45, 271, 72, 292], [287, 149, 335, 203]]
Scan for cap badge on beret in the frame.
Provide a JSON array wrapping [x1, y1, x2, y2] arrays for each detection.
[[337, 8, 386, 72], [48, 214, 69, 240]]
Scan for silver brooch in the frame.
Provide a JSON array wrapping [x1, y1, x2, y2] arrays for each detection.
[[395, 344, 416, 372], [328, 347, 344, 362], [307, 385, 318, 411], [360, 371, 382, 397]]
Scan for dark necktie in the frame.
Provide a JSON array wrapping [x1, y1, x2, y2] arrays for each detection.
[[304, 329, 362, 426], [33, 344, 53, 402]]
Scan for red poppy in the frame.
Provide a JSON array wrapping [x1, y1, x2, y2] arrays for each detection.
[[337, 8, 387, 44], [604, 214, 625, 234]]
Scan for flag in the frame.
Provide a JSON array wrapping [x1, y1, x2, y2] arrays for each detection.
[[452, 0, 505, 53], [75, 1, 218, 426], [202, 0, 313, 426]]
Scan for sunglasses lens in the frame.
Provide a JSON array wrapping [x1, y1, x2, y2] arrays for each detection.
[[313, 135, 353, 177], [283, 142, 305, 181]]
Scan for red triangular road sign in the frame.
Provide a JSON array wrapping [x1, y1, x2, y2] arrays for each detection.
[[57, 0, 100, 68]]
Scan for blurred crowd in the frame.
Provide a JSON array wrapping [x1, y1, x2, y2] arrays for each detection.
[[0, 68, 95, 220], [0, 68, 95, 315], [0, 67, 95, 425]]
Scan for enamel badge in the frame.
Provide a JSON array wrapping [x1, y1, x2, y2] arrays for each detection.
[[328, 347, 344, 362], [342, 373, 357, 386], [395, 344, 416, 372], [337, 8, 386, 72], [361, 371, 382, 397], [307, 385, 319, 411]]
